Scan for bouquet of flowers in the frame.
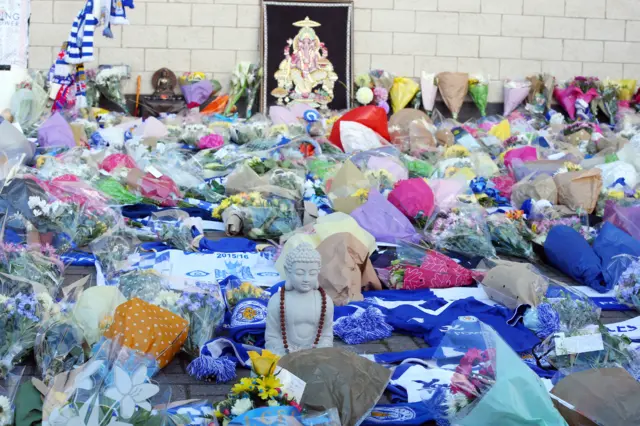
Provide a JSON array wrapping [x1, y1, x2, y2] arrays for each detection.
[[0, 366, 23, 426], [598, 80, 619, 125], [213, 192, 266, 220], [229, 198, 301, 240], [468, 75, 489, 116], [224, 277, 271, 310], [180, 124, 214, 147], [35, 307, 89, 386], [554, 77, 599, 120], [89, 228, 139, 284], [486, 211, 535, 259], [152, 281, 225, 358], [427, 205, 496, 259], [91, 65, 131, 113], [214, 349, 299, 424], [0, 278, 51, 379], [615, 257, 640, 311], [0, 243, 64, 295], [225, 62, 263, 117], [529, 216, 595, 245], [431, 318, 567, 425], [45, 339, 174, 426]]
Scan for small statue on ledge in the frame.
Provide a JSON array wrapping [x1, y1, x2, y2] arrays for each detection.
[[151, 68, 177, 99], [265, 243, 334, 355]]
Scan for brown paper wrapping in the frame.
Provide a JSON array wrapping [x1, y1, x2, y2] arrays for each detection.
[[222, 207, 244, 236], [551, 368, 640, 426], [481, 262, 548, 309], [278, 348, 392, 426], [435, 128, 454, 147], [526, 75, 544, 104], [225, 164, 300, 200], [389, 109, 435, 149], [511, 174, 558, 208], [436, 72, 469, 118], [316, 233, 381, 306], [554, 169, 602, 214], [70, 123, 87, 146], [597, 137, 628, 153], [327, 160, 369, 214], [543, 74, 556, 109]]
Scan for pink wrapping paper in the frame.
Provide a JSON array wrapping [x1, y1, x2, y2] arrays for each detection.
[[388, 178, 435, 220], [403, 250, 475, 290], [504, 146, 538, 170]]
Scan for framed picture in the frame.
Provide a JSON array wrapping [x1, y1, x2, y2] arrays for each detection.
[[260, 0, 354, 113]]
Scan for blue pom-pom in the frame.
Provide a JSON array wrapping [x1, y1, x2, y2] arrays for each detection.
[[334, 306, 393, 345], [536, 303, 561, 339], [187, 355, 237, 382]]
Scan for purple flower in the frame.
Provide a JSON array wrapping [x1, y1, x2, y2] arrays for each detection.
[[377, 101, 390, 114], [373, 87, 388, 102]]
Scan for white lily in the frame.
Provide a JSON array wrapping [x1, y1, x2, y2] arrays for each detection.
[[104, 365, 159, 419]]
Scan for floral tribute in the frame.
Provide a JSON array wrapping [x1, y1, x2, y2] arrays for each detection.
[[446, 348, 496, 418], [616, 258, 640, 311], [214, 350, 299, 425]]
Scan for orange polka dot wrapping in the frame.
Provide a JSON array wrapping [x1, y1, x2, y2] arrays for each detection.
[[104, 298, 188, 368]]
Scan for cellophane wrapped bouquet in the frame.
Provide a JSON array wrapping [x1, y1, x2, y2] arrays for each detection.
[[525, 285, 638, 382], [429, 318, 567, 425], [0, 272, 55, 380], [615, 256, 640, 311], [223, 276, 271, 310], [219, 194, 302, 240], [427, 204, 496, 259], [486, 210, 535, 259], [214, 349, 300, 425], [34, 279, 93, 386], [115, 270, 226, 358], [43, 339, 176, 426], [0, 242, 64, 293], [0, 366, 24, 426], [151, 279, 226, 358]]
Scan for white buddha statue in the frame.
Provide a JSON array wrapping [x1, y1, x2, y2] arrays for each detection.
[[265, 243, 334, 355]]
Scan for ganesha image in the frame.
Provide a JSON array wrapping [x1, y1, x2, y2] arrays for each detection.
[[271, 16, 339, 110]]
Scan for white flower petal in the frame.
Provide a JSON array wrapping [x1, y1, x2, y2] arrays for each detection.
[[130, 365, 148, 386], [104, 387, 124, 402], [131, 383, 159, 402], [119, 395, 136, 419], [136, 401, 152, 412], [114, 366, 133, 395]]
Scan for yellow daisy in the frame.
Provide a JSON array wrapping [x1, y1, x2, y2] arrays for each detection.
[[231, 377, 257, 395]]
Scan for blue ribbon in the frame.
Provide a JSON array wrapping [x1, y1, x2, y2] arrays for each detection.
[[470, 177, 509, 206]]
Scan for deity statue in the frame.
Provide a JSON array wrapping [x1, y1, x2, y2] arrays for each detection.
[[152, 68, 177, 99], [265, 243, 334, 355], [271, 17, 339, 110]]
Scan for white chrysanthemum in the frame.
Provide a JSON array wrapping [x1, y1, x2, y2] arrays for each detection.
[[267, 399, 279, 407], [230, 398, 253, 416], [356, 87, 374, 105], [37, 293, 54, 312], [0, 295, 9, 305], [152, 290, 181, 308], [0, 395, 12, 425]]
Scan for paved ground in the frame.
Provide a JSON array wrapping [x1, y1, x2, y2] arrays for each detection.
[[45, 261, 638, 404]]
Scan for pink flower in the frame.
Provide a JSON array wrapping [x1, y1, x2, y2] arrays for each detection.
[[198, 134, 225, 150], [373, 87, 389, 102]]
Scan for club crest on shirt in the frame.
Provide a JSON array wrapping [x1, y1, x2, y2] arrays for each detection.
[[366, 406, 416, 423]]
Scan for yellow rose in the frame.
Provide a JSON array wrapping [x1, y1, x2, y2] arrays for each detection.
[[248, 349, 280, 376]]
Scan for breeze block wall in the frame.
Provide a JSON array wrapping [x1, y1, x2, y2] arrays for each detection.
[[28, 0, 640, 100]]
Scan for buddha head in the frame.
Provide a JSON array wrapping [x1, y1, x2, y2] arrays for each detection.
[[283, 243, 322, 293]]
